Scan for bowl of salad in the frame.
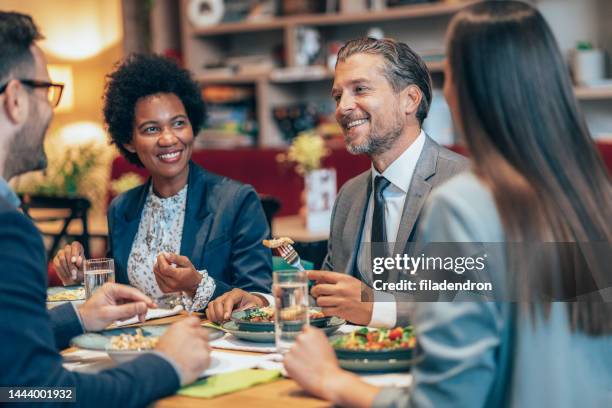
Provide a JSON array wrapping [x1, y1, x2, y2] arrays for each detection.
[[231, 306, 331, 332], [331, 327, 417, 371]]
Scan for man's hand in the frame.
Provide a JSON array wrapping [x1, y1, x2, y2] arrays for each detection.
[[77, 283, 156, 331], [52, 241, 85, 285], [308, 270, 374, 326], [153, 253, 202, 296], [156, 316, 211, 385], [205, 288, 267, 323]]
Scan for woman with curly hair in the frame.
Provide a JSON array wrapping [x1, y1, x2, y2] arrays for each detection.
[[53, 54, 272, 312]]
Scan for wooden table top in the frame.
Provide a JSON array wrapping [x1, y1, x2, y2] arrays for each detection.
[[156, 377, 330, 408], [153, 316, 329, 407], [272, 215, 329, 243], [65, 313, 331, 407]]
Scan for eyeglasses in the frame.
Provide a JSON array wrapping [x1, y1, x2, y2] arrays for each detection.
[[0, 79, 64, 108]]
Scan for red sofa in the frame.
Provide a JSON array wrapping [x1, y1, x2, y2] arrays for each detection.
[[110, 142, 612, 216]]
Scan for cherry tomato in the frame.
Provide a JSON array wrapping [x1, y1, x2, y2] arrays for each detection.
[[389, 327, 403, 341]]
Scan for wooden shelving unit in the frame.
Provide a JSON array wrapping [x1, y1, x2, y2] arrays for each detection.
[[191, 2, 473, 36], [179, 0, 472, 147], [197, 60, 445, 85], [180, 0, 612, 147]]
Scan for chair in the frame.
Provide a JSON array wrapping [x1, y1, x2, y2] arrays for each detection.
[[20, 194, 92, 259], [259, 195, 281, 236]]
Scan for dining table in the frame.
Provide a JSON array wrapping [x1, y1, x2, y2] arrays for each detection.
[[62, 312, 412, 407]]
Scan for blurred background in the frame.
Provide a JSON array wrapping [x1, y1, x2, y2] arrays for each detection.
[[3, 0, 611, 273]]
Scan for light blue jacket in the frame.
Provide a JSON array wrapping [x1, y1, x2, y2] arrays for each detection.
[[373, 172, 612, 408]]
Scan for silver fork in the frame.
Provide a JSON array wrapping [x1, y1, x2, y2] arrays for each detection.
[[278, 244, 305, 271]]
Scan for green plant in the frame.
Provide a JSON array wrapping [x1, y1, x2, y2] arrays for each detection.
[[15, 129, 116, 217], [32, 144, 103, 196]]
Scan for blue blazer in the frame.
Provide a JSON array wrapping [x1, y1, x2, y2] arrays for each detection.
[[107, 161, 273, 298], [0, 196, 179, 407]]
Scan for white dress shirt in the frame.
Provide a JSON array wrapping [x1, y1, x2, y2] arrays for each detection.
[[357, 130, 426, 327]]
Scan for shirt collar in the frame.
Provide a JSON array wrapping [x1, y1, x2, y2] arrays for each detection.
[[371, 129, 426, 193], [147, 183, 188, 206], [0, 177, 21, 208]]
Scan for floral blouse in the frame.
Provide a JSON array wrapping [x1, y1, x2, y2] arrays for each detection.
[[127, 184, 215, 311]]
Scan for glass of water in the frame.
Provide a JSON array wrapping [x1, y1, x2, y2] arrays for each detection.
[[84, 258, 115, 298], [273, 270, 309, 353]]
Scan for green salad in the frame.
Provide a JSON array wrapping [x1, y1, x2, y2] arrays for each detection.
[[333, 327, 416, 351]]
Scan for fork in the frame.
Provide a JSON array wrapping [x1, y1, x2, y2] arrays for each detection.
[[278, 244, 305, 271]]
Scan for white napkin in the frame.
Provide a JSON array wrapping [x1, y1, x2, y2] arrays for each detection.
[[62, 349, 114, 373], [260, 354, 412, 385], [360, 373, 412, 387], [113, 305, 183, 327], [210, 333, 277, 353], [62, 349, 109, 362], [338, 324, 364, 334], [199, 351, 274, 377]]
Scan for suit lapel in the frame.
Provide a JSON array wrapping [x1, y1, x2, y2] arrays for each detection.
[[180, 162, 212, 269], [114, 180, 150, 283], [344, 172, 372, 284], [392, 136, 438, 257]]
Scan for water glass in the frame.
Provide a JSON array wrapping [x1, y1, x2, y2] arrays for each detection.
[[273, 270, 309, 353], [84, 258, 115, 298]]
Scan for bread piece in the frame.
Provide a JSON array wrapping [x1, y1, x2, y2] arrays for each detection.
[[262, 236, 295, 248]]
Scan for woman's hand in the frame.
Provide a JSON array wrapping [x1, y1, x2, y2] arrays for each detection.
[[284, 326, 379, 407], [52, 242, 85, 285], [153, 252, 202, 296]]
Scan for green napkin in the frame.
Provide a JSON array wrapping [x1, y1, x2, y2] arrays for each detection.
[[178, 369, 282, 398]]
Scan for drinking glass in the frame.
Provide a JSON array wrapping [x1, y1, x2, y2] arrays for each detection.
[[273, 270, 309, 353], [84, 258, 115, 298]]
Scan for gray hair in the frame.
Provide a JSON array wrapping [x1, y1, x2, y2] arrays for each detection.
[[337, 37, 432, 124]]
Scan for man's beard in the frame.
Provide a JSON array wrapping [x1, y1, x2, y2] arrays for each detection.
[[345, 117, 404, 157], [4, 103, 50, 179]]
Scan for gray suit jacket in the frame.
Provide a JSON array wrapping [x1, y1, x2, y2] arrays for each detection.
[[322, 135, 469, 324]]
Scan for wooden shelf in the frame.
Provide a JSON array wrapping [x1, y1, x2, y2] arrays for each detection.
[[196, 72, 268, 84], [574, 86, 612, 100], [294, 2, 473, 28], [192, 2, 475, 36], [192, 19, 285, 36], [198, 60, 445, 85]]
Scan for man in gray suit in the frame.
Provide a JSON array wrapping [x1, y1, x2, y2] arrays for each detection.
[[308, 38, 468, 327], [206, 37, 467, 325]]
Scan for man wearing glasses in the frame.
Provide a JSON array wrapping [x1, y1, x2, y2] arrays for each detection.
[[0, 79, 64, 106], [0, 11, 211, 406], [0, 57, 62, 179]]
